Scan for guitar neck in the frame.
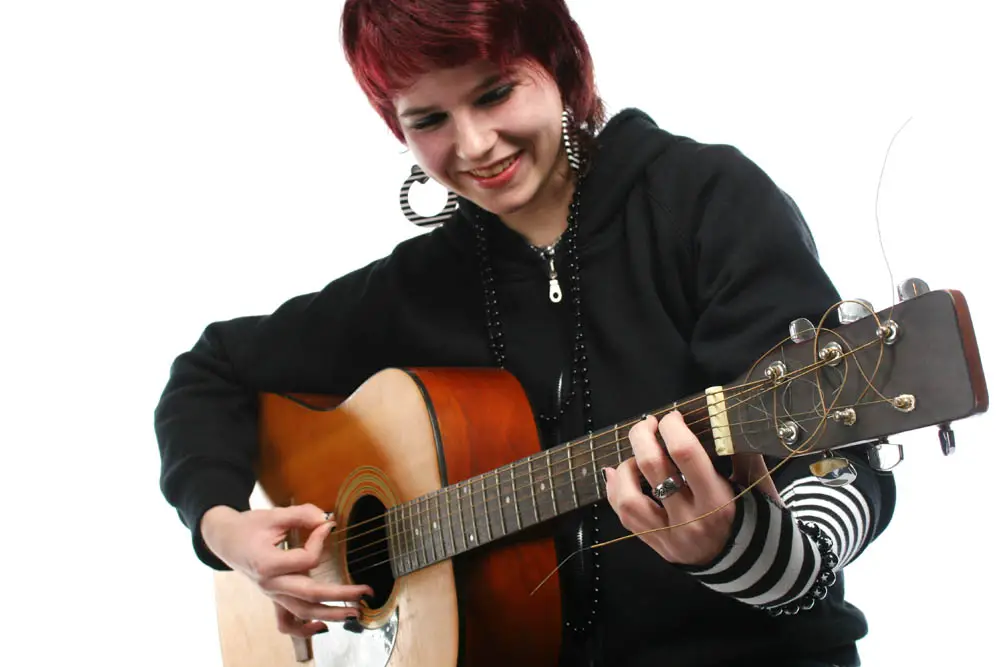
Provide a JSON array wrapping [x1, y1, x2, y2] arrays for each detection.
[[387, 396, 712, 577]]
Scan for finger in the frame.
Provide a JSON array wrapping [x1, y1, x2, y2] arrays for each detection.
[[629, 415, 679, 492], [658, 411, 721, 498], [731, 453, 782, 504], [273, 594, 362, 624], [605, 460, 667, 535], [274, 602, 328, 638], [260, 522, 335, 578], [261, 573, 374, 605]]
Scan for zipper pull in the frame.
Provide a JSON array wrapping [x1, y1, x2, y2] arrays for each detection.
[[546, 254, 562, 303]]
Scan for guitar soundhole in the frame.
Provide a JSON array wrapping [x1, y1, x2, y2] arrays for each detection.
[[346, 494, 395, 609]]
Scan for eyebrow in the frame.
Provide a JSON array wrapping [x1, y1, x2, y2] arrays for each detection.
[[398, 74, 504, 119]]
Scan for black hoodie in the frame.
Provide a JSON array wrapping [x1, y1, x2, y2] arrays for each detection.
[[155, 108, 892, 667]]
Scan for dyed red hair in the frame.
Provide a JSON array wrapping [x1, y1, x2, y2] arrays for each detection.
[[340, 0, 606, 142]]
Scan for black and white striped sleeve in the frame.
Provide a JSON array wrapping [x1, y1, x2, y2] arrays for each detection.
[[681, 472, 879, 615]]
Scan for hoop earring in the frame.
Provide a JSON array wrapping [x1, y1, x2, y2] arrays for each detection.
[[400, 164, 459, 228], [561, 107, 583, 173]]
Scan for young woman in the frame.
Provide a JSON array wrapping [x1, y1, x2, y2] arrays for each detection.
[[154, 1, 894, 665]]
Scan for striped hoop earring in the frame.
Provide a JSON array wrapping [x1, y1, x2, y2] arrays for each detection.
[[400, 164, 459, 229], [561, 107, 583, 173]]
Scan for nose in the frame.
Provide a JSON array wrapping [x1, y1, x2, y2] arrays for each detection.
[[453, 112, 496, 164]]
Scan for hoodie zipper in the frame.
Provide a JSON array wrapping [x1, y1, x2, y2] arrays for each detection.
[[530, 239, 563, 303]]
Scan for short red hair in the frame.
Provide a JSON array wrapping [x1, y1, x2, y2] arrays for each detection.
[[340, 0, 606, 142]]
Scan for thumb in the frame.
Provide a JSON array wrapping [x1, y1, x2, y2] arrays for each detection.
[[272, 503, 333, 531]]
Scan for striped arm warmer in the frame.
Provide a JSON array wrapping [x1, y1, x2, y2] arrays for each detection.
[[683, 478, 874, 615]]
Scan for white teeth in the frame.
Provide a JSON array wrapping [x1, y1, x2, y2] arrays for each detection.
[[471, 154, 517, 178]]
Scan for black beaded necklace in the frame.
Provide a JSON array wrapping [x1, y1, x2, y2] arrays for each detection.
[[471, 175, 602, 636]]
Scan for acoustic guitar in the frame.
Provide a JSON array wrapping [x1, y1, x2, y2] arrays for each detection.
[[212, 285, 988, 667]]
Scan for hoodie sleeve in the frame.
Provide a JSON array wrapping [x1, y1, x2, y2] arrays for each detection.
[[154, 258, 393, 570], [662, 144, 896, 613]]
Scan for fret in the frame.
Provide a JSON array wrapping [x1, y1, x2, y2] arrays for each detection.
[[509, 465, 522, 530], [569, 438, 599, 505], [421, 496, 434, 565], [512, 460, 536, 528], [432, 493, 447, 559], [590, 432, 604, 501], [473, 477, 490, 545], [399, 504, 413, 572], [452, 487, 468, 554], [613, 422, 624, 467], [544, 449, 559, 518], [566, 444, 579, 509], [387, 507, 399, 576], [461, 482, 478, 550], [411, 501, 425, 570], [494, 470, 507, 537], [527, 458, 540, 523]]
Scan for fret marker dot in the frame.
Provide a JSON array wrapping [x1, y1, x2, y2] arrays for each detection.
[[505, 496, 510, 504], [469, 534, 476, 542], [581, 467, 589, 476], [540, 483, 546, 491], [433, 521, 438, 529], [415, 529, 420, 536]]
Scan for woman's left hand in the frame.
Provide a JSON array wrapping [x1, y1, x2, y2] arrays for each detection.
[[604, 411, 780, 567]]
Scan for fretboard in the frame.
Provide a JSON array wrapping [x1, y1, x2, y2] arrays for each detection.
[[386, 397, 711, 577]]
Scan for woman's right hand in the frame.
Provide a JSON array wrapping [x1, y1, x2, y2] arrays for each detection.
[[201, 503, 374, 638]]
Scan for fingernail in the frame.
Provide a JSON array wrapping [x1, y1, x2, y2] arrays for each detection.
[[344, 617, 364, 634], [324, 512, 335, 523], [315, 626, 330, 635], [601, 468, 609, 483]]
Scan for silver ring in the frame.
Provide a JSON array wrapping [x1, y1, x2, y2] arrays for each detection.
[[652, 475, 686, 500]]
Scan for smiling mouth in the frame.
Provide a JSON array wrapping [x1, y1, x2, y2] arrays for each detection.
[[468, 152, 521, 178]]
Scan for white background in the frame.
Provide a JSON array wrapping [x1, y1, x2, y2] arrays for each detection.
[[1, 1, 996, 665]]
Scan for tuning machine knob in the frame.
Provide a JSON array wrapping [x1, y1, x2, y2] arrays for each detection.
[[838, 299, 874, 325], [897, 277, 930, 302], [866, 437, 904, 472], [809, 452, 858, 487], [789, 318, 817, 344], [939, 422, 956, 456]]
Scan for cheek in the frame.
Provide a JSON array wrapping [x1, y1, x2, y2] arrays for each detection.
[[407, 137, 453, 185]]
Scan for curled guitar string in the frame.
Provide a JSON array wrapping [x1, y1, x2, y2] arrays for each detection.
[[324, 336, 860, 557], [532, 121, 914, 594], [326, 333, 893, 570], [324, 327, 890, 560]]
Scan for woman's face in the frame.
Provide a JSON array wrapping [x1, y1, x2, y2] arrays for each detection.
[[394, 59, 567, 219]]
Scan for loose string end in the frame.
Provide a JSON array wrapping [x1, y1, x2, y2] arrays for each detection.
[[530, 548, 587, 597]]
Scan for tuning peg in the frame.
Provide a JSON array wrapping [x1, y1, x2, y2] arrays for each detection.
[[897, 277, 930, 302], [837, 299, 874, 324], [809, 452, 858, 487], [866, 437, 904, 471], [939, 422, 956, 456], [789, 318, 817, 343]]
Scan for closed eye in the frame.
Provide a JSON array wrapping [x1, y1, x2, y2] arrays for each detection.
[[410, 84, 516, 131]]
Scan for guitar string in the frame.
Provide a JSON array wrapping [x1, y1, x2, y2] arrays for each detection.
[[318, 321, 888, 556], [330, 394, 895, 578], [322, 313, 885, 548], [322, 327, 893, 573], [320, 326, 889, 562]]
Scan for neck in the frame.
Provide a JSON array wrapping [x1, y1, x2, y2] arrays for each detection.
[[499, 157, 575, 248], [385, 393, 716, 577]]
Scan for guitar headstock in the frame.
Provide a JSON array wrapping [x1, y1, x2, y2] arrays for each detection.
[[723, 282, 988, 466]]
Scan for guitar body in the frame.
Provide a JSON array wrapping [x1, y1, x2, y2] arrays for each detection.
[[232, 366, 562, 667]]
